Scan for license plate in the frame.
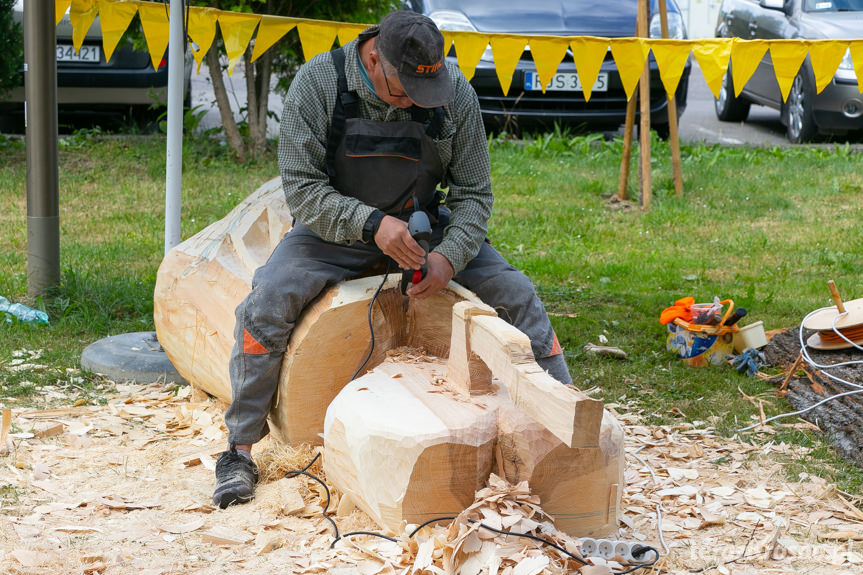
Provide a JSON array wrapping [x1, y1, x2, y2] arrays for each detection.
[[56, 44, 100, 64], [524, 71, 608, 92]]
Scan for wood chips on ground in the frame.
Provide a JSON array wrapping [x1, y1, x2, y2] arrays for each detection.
[[1, 376, 862, 575]]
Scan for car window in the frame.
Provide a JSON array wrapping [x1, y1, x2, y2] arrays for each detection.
[[803, 0, 863, 11]]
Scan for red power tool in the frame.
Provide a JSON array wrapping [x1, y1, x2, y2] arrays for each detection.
[[400, 210, 431, 295]]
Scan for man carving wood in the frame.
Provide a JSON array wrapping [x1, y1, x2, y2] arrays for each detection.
[[212, 10, 572, 508]]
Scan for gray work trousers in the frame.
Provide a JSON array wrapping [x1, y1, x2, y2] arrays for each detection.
[[225, 223, 571, 445]]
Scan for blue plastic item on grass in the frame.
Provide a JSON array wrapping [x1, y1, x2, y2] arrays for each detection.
[[0, 296, 49, 325]]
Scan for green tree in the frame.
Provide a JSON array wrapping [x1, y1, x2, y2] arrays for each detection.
[[0, 0, 24, 98], [193, 0, 391, 162]]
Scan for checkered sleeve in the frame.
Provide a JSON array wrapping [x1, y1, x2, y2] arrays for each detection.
[[433, 69, 494, 274], [277, 53, 376, 244]]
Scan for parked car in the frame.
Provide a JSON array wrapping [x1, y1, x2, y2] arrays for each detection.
[[402, 0, 691, 137], [0, 0, 191, 132], [714, 0, 863, 143]]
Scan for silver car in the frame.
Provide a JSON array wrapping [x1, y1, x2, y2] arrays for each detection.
[[1, 0, 190, 131], [714, 0, 863, 143]]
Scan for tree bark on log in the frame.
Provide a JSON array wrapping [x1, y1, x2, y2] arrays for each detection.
[[762, 327, 863, 468]]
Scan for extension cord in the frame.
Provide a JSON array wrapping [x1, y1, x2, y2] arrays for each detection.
[[578, 538, 653, 563]]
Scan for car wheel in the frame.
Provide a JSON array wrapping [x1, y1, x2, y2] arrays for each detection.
[[785, 71, 818, 144], [714, 69, 750, 122]]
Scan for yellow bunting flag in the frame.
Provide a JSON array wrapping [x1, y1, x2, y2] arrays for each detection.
[[56, 0, 72, 26], [337, 23, 368, 47], [769, 40, 810, 102], [137, 2, 170, 71], [691, 39, 733, 98], [70, 0, 98, 54], [451, 31, 490, 82], [441, 31, 455, 57], [98, 0, 138, 64], [610, 38, 649, 100], [528, 36, 569, 94], [218, 12, 261, 76], [570, 37, 608, 103], [297, 21, 339, 62], [250, 16, 296, 63], [850, 40, 863, 93], [809, 40, 848, 94], [730, 40, 768, 97], [649, 39, 691, 97], [489, 35, 527, 96], [187, 6, 219, 73]]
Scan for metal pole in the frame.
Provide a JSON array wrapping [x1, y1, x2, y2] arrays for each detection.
[[164, 0, 184, 254], [25, 0, 60, 296]]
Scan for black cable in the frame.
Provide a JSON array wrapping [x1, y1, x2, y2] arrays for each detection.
[[285, 455, 658, 573], [407, 516, 458, 537], [284, 453, 398, 549], [616, 545, 659, 572], [350, 261, 393, 381], [463, 518, 589, 567]]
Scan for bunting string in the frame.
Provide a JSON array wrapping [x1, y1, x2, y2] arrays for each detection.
[[68, 0, 863, 102]]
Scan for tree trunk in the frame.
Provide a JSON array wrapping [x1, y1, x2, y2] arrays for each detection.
[[206, 47, 247, 162]]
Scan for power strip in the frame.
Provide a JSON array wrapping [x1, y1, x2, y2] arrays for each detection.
[[578, 538, 655, 563]]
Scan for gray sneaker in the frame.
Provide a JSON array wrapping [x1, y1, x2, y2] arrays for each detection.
[[212, 446, 259, 509]]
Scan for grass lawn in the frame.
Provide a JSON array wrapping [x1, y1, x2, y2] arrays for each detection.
[[1, 130, 862, 492]]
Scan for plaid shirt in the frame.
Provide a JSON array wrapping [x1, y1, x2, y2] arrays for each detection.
[[277, 37, 493, 274]]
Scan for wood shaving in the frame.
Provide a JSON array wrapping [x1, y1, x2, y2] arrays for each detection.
[[0, 383, 861, 574]]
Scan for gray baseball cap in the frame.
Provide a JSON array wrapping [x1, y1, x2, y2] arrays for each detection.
[[376, 11, 453, 108]]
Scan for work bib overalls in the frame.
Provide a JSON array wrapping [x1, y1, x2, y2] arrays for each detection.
[[224, 45, 568, 445]]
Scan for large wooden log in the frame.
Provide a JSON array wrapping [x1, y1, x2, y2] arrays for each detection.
[[154, 177, 483, 443], [155, 178, 625, 538], [324, 352, 623, 537]]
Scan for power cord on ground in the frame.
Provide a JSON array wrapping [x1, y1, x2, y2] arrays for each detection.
[[284, 456, 660, 573], [738, 306, 863, 432]]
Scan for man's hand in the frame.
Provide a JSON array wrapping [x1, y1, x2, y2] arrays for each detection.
[[374, 215, 426, 270], [406, 252, 454, 300]]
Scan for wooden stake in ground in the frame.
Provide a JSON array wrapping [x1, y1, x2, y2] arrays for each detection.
[[637, 0, 652, 208], [618, 97, 636, 201]]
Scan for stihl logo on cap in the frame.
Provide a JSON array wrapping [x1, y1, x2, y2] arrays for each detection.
[[415, 61, 442, 75]]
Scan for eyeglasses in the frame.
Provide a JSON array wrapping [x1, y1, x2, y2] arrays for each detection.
[[382, 65, 408, 99]]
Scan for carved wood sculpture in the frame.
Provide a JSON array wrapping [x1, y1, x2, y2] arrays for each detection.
[[324, 302, 623, 538], [154, 178, 624, 537]]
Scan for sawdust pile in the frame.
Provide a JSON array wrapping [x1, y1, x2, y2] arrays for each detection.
[[1, 379, 862, 575]]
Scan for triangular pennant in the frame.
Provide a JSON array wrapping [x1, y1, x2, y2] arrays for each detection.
[[337, 23, 368, 47], [218, 11, 261, 76], [849, 40, 863, 93], [70, 0, 98, 54], [441, 31, 455, 57], [769, 40, 810, 102], [187, 6, 219, 73], [808, 40, 848, 94], [528, 36, 569, 93], [648, 39, 691, 97], [251, 16, 296, 62], [136, 2, 170, 71], [610, 38, 649, 100], [570, 36, 608, 102], [451, 31, 490, 82], [97, 0, 138, 63], [56, 0, 72, 26], [730, 40, 768, 97], [691, 38, 733, 98], [489, 35, 527, 96], [297, 20, 339, 61]]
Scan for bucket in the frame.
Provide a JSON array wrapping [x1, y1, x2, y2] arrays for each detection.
[[665, 299, 738, 366], [733, 321, 767, 353]]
